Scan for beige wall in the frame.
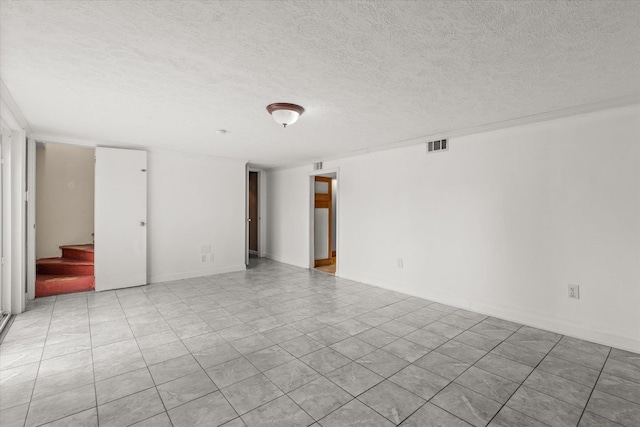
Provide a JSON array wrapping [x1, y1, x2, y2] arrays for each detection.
[[36, 143, 94, 259]]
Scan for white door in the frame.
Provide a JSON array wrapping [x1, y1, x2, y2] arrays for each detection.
[[95, 147, 147, 291]]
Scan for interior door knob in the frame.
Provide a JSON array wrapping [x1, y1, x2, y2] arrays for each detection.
[[140, 221, 146, 226]]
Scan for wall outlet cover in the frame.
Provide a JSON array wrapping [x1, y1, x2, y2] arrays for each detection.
[[568, 284, 580, 299]]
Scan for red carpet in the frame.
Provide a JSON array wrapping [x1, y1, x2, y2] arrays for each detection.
[[36, 244, 95, 297]]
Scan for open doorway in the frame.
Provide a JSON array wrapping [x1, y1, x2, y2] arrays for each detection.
[[312, 172, 337, 275], [34, 142, 95, 297], [248, 171, 259, 256]]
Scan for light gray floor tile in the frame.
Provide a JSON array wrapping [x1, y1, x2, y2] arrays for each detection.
[[596, 372, 640, 404], [0, 347, 42, 370], [245, 345, 295, 372], [32, 364, 94, 400], [0, 402, 29, 427], [356, 348, 409, 377], [404, 329, 449, 349], [95, 367, 155, 405], [491, 341, 546, 367], [130, 412, 173, 427], [489, 406, 547, 427], [469, 322, 513, 340], [262, 325, 304, 343], [609, 348, 640, 369], [549, 342, 608, 370], [157, 370, 218, 409], [325, 362, 384, 396], [329, 337, 375, 360], [439, 314, 479, 329], [148, 354, 202, 385], [98, 387, 164, 427], [454, 330, 502, 352], [415, 351, 470, 380], [241, 395, 313, 427], [40, 408, 98, 427], [184, 331, 227, 352], [280, 335, 325, 358], [603, 357, 640, 383], [455, 366, 519, 403], [0, 380, 34, 410], [308, 326, 351, 346], [206, 356, 260, 388], [354, 328, 397, 348], [192, 342, 242, 369], [436, 340, 487, 364], [524, 369, 592, 408], [221, 374, 283, 415], [25, 383, 96, 427], [432, 383, 501, 427], [231, 333, 274, 355], [264, 359, 319, 393], [377, 319, 417, 337], [422, 321, 465, 339], [289, 376, 353, 420], [507, 386, 583, 427], [0, 362, 40, 387], [578, 411, 625, 427], [537, 355, 600, 387], [300, 347, 351, 375], [402, 402, 472, 426], [506, 332, 558, 354], [474, 352, 533, 383], [135, 329, 180, 350], [585, 390, 640, 427], [333, 319, 371, 336], [38, 349, 92, 378], [381, 338, 430, 363], [318, 399, 394, 427], [389, 364, 449, 400], [141, 339, 190, 365], [358, 380, 425, 424], [168, 391, 238, 427]]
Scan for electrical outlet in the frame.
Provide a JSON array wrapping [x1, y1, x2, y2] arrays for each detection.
[[201, 254, 207, 262], [201, 245, 212, 254], [568, 284, 580, 299], [396, 258, 403, 268]]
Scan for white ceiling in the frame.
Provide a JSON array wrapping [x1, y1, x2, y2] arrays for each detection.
[[1, 1, 639, 168]]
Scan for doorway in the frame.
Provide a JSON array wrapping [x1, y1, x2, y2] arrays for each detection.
[[312, 172, 337, 275], [34, 142, 96, 297], [248, 171, 259, 255]]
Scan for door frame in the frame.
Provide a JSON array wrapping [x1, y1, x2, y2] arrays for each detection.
[[308, 168, 340, 275]]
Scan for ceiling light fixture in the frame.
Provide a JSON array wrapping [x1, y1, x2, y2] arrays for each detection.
[[266, 103, 305, 128]]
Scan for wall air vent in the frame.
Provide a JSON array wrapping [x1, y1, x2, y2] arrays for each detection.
[[427, 138, 448, 153]]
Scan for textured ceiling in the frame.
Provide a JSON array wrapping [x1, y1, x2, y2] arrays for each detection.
[[1, 0, 639, 168]]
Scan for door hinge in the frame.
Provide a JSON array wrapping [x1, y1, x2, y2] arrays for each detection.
[[141, 169, 147, 172], [25, 191, 29, 202]]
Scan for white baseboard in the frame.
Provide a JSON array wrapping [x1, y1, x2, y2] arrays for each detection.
[[148, 264, 246, 284], [339, 269, 640, 354]]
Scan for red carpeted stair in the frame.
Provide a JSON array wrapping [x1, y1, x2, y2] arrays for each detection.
[[36, 244, 95, 297]]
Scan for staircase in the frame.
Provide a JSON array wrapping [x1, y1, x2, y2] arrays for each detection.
[[36, 244, 95, 297]]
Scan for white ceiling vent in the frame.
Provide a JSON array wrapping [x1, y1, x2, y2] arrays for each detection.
[[427, 139, 448, 153]]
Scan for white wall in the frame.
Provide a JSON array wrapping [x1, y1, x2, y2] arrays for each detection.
[[265, 105, 640, 352], [36, 143, 95, 259], [147, 151, 246, 283]]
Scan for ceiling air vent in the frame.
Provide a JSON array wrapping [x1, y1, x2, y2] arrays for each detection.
[[427, 138, 448, 153]]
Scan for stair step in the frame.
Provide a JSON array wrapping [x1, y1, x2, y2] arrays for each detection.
[[36, 258, 94, 276], [60, 244, 94, 262], [35, 275, 95, 298]]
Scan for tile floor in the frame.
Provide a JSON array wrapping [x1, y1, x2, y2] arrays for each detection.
[[1, 258, 639, 427]]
